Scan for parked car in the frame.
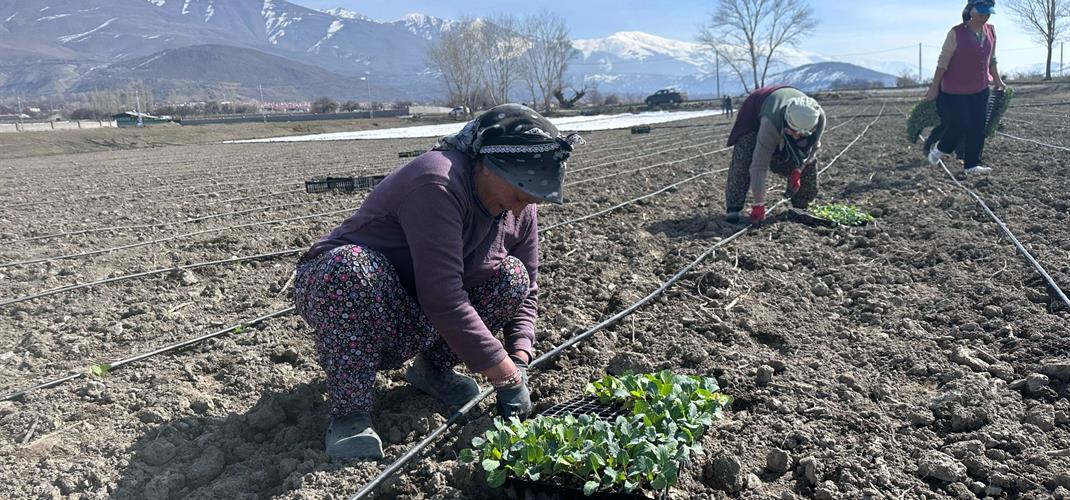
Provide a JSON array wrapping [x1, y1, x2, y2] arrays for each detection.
[[644, 89, 687, 107], [448, 106, 470, 119]]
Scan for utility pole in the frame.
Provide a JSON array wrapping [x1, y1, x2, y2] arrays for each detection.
[[135, 89, 143, 126], [16, 95, 23, 128], [715, 50, 721, 99], [1061, 42, 1064, 76], [918, 43, 923, 85], [258, 81, 267, 124], [362, 73, 373, 119]]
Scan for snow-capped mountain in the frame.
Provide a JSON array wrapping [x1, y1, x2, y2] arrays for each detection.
[[571, 31, 828, 98], [389, 13, 456, 42], [318, 7, 371, 22], [765, 62, 898, 92], [0, 0, 905, 103]]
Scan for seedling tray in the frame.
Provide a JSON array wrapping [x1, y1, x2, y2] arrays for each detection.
[[501, 397, 654, 500], [630, 126, 652, 134], [398, 149, 427, 158], [786, 208, 838, 228], [539, 396, 628, 421], [786, 208, 870, 228], [305, 174, 386, 193], [503, 477, 654, 500]]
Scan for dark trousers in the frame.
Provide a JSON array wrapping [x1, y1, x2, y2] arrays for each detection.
[[936, 88, 989, 169]]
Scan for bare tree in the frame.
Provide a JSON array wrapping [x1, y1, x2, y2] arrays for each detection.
[[517, 11, 579, 113], [698, 0, 818, 92], [426, 17, 482, 113], [1006, 0, 1070, 80], [475, 14, 524, 106]]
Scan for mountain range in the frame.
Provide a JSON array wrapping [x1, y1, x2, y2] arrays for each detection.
[[0, 0, 899, 104]]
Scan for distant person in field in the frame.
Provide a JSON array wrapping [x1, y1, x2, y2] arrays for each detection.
[[723, 86, 825, 224], [293, 104, 584, 460], [924, 0, 1006, 175], [723, 95, 734, 117]]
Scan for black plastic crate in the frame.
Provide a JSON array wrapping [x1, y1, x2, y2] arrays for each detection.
[[305, 176, 355, 193], [630, 125, 652, 134], [354, 174, 388, 190], [305, 175, 386, 194], [398, 149, 427, 158]]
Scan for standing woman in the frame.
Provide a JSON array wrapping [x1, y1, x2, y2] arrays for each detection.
[[293, 104, 583, 460], [924, 0, 1007, 174]]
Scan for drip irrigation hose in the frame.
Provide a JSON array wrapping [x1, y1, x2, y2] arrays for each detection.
[[0, 248, 303, 308], [348, 224, 754, 500], [569, 132, 724, 175], [348, 109, 886, 500], [543, 169, 727, 232], [996, 132, 1070, 153], [566, 148, 729, 188], [1, 201, 325, 246], [0, 146, 725, 396], [933, 156, 1070, 311], [0, 207, 357, 269], [0, 308, 294, 401]]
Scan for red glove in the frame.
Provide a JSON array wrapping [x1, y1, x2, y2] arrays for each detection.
[[788, 169, 802, 194], [749, 204, 766, 224]]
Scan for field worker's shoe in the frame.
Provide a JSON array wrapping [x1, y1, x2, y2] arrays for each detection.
[[326, 412, 383, 460], [725, 211, 743, 224], [927, 143, 947, 165], [405, 354, 480, 408], [964, 165, 992, 175]]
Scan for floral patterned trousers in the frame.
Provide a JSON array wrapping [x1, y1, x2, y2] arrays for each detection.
[[294, 245, 529, 417]]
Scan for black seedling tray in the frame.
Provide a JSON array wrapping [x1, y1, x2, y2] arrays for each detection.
[[398, 149, 427, 158], [500, 397, 654, 500], [503, 478, 654, 500], [786, 208, 869, 228], [305, 175, 386, 193], [630, 126, 652, 134], [539, 396, 628, 421]]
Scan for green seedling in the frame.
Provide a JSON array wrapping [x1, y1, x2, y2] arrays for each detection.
[[462, 371, 731, 496], [234, 325, 246, 334], [905, 86, 1013, 142], [88, 363, 112, 378], [808, 202, 874, 226]]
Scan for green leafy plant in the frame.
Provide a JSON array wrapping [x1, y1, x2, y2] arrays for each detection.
[[906, 100, 939, 143], [88, 363, 112, 377], [905, 86, 1013, 142], [461, 371, 731, 496], [808, 202, 874, 226]]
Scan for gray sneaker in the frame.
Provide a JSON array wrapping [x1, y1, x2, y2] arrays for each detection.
[[964, 165, 992, 175], [325, 412, 383, 460], [405, 354, 480, 408]]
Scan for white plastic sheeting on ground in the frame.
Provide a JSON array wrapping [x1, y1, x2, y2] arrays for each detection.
[[224, 109, 724, 144]]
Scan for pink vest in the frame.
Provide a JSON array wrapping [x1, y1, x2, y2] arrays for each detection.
[[941, 23, 995, 95]]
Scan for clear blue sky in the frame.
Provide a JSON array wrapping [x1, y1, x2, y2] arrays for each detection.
[[295, 0, 1064, 74]]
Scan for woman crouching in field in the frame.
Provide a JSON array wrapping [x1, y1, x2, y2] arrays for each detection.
[[293, 104, 582, 460]]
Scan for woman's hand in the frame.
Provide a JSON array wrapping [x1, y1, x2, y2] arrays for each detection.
[[924, 86, 939, 102], [483, 354, 532, 419], [993, 79, 1007, 91]]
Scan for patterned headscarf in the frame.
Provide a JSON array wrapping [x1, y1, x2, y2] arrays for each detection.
[[434, 103, 584, 204]]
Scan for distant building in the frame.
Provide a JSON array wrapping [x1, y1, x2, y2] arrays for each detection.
[[112, 111, 174, 127]]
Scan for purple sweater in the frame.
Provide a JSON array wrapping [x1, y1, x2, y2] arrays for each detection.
[[304, 150, 539, 372]]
